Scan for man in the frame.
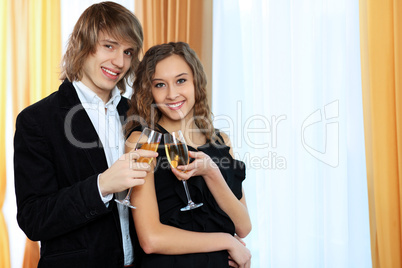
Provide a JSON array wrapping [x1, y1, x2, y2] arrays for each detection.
[[14, 2, 154, 267]]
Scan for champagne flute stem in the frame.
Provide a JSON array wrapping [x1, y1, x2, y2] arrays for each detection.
[[182, 180, 194, 204], [124, 187, 133, 202]]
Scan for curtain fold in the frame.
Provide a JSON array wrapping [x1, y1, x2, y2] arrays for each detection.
[[360, 0, 402, 267], [9, 0, 62, 267], [22, 238, 41, 268], [11, 0, 62, 117], [0, 0, 11, 267], [11, 0, 29, 118], [137, 0, 201, 53]]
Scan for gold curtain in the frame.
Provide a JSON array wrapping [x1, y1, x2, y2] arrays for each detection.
[[11, 0, 61, 117], [0, 0, 11, 267], [135, 0, 213, 105], [9, 0, 62, 267], [135, 0, 204, 56], [360, 0, 402, 267]]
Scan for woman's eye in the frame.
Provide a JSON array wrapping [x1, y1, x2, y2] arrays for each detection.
[[154, 83, 165, 88], [105, 44, 113, 49], [177, 78, 186, 84], [124, 50, 132, 56]]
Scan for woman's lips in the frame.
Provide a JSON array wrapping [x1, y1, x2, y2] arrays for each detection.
[[166, 101, 185, 110]]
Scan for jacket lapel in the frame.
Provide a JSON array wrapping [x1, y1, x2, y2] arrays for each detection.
[[58, 80, 109, 174], [117, 96, 129, 122]]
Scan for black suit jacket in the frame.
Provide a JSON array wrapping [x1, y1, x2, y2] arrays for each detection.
[[14, 80, 134, 268]]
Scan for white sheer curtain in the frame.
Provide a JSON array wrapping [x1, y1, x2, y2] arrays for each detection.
[[212, 0, 372, 267]]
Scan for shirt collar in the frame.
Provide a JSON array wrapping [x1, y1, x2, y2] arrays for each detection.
[[107, 87, 122, 109], [73, 81, 121, 109]]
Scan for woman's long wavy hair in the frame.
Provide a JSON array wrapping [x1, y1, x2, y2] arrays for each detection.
[[126, 42, 217, 142], [59, 1, 143, 93]]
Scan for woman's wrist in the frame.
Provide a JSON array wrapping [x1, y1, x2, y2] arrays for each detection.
[[203, 162, 221, 182], [220, 233, 237, 251]]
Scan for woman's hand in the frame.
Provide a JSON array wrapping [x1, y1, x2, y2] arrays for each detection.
[[173, 151, 252, 238], [228, 235, 247, 267], [227, 236, 251, 268], [172, 151, 219, 181]]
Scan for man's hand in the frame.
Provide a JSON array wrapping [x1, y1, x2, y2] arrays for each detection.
[[99, 149, 158, 196]]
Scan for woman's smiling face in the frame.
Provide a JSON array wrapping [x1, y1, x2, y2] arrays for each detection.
[[151, 54, 196, 124]]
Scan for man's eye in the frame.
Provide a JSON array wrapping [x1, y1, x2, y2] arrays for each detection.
[[105, 44, 113, 49]]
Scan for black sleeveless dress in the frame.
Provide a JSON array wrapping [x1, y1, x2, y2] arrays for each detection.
[[132, 125, 246, 268]]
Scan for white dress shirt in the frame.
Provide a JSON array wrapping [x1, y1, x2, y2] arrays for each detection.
[[74, 81, 133, 266]]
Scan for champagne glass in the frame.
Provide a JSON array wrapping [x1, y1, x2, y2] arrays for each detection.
[[164, 130, 203, 211], [115, 127, 162, 209]]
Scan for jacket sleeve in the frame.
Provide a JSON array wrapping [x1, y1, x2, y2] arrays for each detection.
[[14, 109, 111, 241]]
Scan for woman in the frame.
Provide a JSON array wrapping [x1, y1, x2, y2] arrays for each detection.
[[126, 42, 251, 268]]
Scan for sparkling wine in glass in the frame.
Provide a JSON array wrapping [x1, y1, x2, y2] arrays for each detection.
[[164, 130, 203, 211], [115, 127, 162, 209]]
